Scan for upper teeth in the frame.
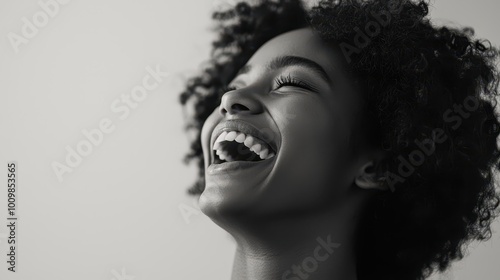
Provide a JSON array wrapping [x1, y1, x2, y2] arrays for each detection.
[[213, 130, 275, 161]]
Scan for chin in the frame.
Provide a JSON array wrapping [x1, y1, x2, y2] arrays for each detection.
[[198, 172, 265, 221]]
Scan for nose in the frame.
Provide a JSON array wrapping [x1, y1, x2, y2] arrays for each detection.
[[218, 88, 263, 116]]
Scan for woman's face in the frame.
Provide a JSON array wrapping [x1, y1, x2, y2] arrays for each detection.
[[200, 27, 366, 220]]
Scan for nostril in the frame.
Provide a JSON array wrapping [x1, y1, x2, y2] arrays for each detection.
[[219, 88, 265, 115], [231, 104, 249, 112]]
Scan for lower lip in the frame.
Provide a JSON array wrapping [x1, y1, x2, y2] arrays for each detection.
[[207, 156, 275, 175]]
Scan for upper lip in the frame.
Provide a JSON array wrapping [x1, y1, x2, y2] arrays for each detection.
[[210, 119, 279, 164]]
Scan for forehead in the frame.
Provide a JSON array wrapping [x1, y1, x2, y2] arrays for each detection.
[[246, 27, 338, 75]]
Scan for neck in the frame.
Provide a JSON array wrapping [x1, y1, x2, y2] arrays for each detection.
[[228, 205, 360, 280]]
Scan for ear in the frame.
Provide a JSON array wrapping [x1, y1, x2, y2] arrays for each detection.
[[354, 161, 388, 191]]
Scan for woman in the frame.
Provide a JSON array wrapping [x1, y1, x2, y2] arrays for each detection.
[[179, 0, 500, 279]]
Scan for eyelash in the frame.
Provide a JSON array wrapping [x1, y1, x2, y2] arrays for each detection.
[[221, 74, 314, 93], [274, 74, 313, 91]]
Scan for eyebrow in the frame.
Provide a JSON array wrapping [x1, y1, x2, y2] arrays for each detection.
[[235, 55, 331, 84]]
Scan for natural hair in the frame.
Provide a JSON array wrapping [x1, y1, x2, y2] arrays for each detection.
[[178, 0, 500, 279]]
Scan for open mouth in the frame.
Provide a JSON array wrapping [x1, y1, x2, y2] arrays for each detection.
[[212, 130, 276, 164]]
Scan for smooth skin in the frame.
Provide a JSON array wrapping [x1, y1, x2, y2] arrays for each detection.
[[200, 27, 387, 280]]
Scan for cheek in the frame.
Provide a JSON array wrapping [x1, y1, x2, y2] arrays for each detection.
[[277, 96, 347, 166], [267, 98, 352, 205]]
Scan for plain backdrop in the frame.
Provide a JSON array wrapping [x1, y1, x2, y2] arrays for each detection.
[[0, 0, 499, 279]]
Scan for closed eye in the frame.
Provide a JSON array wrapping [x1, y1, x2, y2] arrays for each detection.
[[221, 74, 318, 94], [274, 74, 318, 92]]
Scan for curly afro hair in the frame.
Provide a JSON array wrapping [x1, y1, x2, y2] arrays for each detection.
[[178, 0, 500, 279]]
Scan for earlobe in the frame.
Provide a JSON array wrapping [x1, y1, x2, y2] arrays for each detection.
[[354, 162, 389, 191]]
